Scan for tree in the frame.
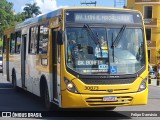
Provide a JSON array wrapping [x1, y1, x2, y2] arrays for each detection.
[[0, 0, 15, 37], [0, 1, 42, 38], [23, 3, 42, 19], [14, 12, 26, 23]]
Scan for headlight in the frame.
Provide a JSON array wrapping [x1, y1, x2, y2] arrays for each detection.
[[64, 78, 79, 93], [138, 77, 147, 92]]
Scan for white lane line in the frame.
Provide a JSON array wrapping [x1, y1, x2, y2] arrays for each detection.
[[0, 88, 14, 89]]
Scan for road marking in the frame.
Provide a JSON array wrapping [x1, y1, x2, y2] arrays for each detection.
[[0, 88, 14, 89]]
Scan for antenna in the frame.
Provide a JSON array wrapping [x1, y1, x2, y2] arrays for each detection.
[[81, 1, 97, 6]]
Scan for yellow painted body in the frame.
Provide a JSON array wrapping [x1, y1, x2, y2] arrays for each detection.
[[61, 66, 148, 108], [60, 7, 148, 108], [3, 7, 148, 108], [62, 88, 148, 108]]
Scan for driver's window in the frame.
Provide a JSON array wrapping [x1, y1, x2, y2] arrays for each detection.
[[107, 29, 119, 48], [128, 29, 140, 56]]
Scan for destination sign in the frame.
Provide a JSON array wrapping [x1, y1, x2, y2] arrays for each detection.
[[65, 10, 142, 24], [74, 13, 134, 24]]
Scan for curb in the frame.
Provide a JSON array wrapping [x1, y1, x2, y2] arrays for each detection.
[[148, 78, 160, 87]]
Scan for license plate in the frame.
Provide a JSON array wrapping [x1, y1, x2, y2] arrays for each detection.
[[103, 96, 117, 102]]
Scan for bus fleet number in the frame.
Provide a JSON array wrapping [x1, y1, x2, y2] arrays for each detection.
[[84, 86, 99, 90]]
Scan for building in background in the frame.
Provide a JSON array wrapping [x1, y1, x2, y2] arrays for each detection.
[[127, 0, 160, 65]]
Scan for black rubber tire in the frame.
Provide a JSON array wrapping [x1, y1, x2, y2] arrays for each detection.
[[44, 83, 52, 110], [12, 72, 19, 91]]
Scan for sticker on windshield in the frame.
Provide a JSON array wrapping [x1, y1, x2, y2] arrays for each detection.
[[98, 64, 108, 70], [82, 69, 108, 73], [95, 51, 108, 58], [77, 60, 103, 66], [95, 46, 108, 58], [95, 49, 108, 58], [110, 66, 118, 74], [101, 52, 108, 58]]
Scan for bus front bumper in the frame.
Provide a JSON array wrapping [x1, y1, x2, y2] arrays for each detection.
[[61, 88, 148, 108]]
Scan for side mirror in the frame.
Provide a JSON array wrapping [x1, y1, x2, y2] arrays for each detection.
[[57, 31, 63, 45]]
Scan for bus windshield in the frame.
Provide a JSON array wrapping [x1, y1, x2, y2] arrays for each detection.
[[66, 27, 145, 75]]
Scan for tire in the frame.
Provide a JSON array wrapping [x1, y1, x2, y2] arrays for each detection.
[[43, 83, 52, 110], [41, 79, 60, 111], [12, 72, 19, 91]]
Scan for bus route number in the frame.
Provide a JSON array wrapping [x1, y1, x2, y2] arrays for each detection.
[[84, 86, 99, 90]]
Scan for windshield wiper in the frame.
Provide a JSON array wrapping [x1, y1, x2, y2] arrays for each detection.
[[112, 25, 126, 47], [111, 25, 126, 62], [111, 33, 115, 62], [83, 24, 102, 57]]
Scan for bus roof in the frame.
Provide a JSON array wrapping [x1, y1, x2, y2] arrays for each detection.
[[63, 6, 140, 13], [15, 7, 141, 30], [15, 8, 62, 30]]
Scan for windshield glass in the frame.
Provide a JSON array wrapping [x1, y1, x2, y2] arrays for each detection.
[[66, 27, 145, 75]]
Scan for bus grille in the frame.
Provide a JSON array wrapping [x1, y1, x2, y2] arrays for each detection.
[[85, 96, 133, 106], [81, 78, 135, 85]]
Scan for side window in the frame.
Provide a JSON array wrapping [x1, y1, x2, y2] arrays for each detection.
[[3, 35, 7, 53], [29, 26, 38, 54], [15, 31, 21, 54], [144, 6, 152, 19], [39, 24, 49, 54], [10, 33, 15, 54], [145, 28, 151, 41]]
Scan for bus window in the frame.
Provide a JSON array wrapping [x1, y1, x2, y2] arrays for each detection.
[[15, 32, 21, 54], [39, 24, 49, 54], [10, 33, 15, 54], [29, 26, 38, 54]]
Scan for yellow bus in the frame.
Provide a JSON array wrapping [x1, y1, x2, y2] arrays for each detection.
[[3, 7, 148, 110]]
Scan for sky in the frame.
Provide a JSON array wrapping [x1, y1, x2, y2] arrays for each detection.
[[6, 0, 124, 14]]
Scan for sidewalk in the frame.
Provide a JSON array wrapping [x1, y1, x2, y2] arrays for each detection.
[[149, 78, 160, 87], [0, 74, 13, 88], [0, 73, 8, 83]]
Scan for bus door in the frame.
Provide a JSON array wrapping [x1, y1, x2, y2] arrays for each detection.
[[52, 29, 60, 104], [21, 34, 27, 88]]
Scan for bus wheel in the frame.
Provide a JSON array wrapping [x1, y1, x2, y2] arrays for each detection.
[[12, 72, 18, 91], [44, 83, 52, 110]]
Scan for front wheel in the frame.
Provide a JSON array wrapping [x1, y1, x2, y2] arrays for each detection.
[[43, 83, 52, 110], [41, 80, 60, 111]]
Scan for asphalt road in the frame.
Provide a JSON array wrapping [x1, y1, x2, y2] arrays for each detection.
[[0, 74, 160, 119]]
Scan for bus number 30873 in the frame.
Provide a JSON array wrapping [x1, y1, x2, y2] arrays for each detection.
[[84, 86, 99, 90]]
